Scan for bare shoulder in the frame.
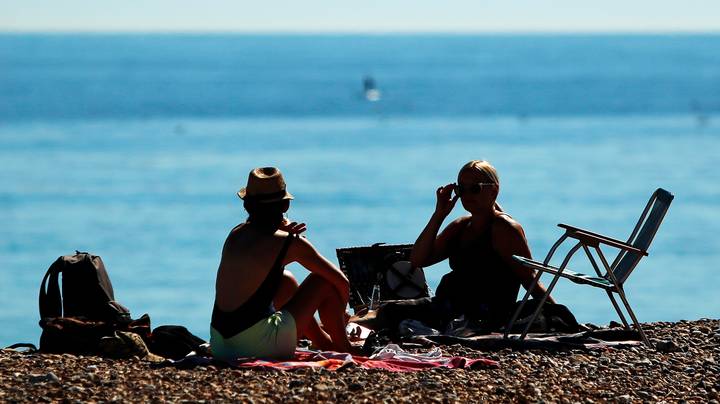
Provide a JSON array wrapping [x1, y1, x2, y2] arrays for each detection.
[[447, 215, 471, 231], [439, 215, 471, 238], [452, 215, 472, 226], [492, 213, 526, 240], [286, 234, 317, 261], [223, 225, 288, 256], [491, 213, 531, 258], [222, 225, 246, 252]]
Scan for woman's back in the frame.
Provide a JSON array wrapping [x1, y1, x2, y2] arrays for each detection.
[[214, 223, 292, 312]]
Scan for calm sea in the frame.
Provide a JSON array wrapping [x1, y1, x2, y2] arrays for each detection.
[[1, 34, 719, 346]]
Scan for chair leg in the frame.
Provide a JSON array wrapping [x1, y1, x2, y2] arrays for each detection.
[[580, 245, 631, 329], [503, 270, 540, 339], [605, 290, 631, 329], [518, 271, 561, 341], [517, 243, 582, 341], [583, 246, 630, 330], [504, 235, 571, 339], [616, 289, 651, 347]]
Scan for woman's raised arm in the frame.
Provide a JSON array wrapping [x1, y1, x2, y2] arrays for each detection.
[[410, 184, 462, 267]]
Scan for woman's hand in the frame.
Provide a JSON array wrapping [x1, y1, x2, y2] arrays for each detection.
[[435, 183, 459, 218], [279, 218, 307, 236]]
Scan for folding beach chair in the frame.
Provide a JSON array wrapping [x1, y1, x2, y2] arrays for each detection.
[[503, 188, 674, 347], [336, 243, 430, 313]]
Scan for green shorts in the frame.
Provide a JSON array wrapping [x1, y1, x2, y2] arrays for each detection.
[[210, 310, 297, 360]]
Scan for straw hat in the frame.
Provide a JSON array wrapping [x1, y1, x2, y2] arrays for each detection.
[[237, 167, 294, 203]]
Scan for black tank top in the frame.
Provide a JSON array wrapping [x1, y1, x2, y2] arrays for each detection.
[[211, 235, 294, 338], [443, 214, 520, 320]]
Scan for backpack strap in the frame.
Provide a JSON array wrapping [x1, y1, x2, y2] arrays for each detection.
[[5, 342, 38, 353], [39, 257, 64, 319]]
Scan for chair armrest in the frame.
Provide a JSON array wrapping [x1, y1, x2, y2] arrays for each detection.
[[557, 223, 648, 256], [558, 224, 625, 242]]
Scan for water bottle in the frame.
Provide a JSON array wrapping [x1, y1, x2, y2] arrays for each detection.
[[369, 283, 381, 311]]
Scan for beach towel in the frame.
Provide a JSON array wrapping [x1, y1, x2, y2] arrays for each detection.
[[154, 345, 498, 372]]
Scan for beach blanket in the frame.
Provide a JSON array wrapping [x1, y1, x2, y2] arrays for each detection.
[[426, 329, 643, 351], [154, 345, 498, 372]]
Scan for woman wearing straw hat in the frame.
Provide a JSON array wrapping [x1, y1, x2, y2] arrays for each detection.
[[407, 160, 555, 330], [210, 167, 354, 360]]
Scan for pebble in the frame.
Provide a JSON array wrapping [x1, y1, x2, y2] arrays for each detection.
[[314, 383, 329, 391], [637, 390, 652, 399], [634, 358, 652, 366], [28, 372, 60, 384], [656, 339, 680, 352], [616, 394, 632, 403]]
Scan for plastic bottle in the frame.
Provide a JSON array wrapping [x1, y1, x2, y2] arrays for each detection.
[[369, 283, 381, 311]]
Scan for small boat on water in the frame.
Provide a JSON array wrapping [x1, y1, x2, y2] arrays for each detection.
[[363, 75, 382, 102]]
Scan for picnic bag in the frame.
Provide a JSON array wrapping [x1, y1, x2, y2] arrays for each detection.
[[336, 243, 430, 311]]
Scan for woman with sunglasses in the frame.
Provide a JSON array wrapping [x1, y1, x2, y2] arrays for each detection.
[[408, 160, 555, 330]]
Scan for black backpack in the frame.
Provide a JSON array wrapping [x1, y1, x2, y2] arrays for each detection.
[[39, 251, 130, 323], [147, 325, 207, 360]]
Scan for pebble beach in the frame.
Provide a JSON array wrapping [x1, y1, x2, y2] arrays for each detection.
[[1, 318, 718, 403]]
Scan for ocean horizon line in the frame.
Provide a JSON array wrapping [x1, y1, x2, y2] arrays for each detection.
[[2, 30, 720, 37], [1, 112, 717, 125]]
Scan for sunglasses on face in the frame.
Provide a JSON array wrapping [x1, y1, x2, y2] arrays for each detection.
[[454, 182, 496, 196]]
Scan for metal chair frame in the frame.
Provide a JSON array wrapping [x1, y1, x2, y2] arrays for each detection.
[[503, 188, 674, 347]]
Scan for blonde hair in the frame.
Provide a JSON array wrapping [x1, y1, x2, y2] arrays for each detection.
[[459, 160, 500, 185]]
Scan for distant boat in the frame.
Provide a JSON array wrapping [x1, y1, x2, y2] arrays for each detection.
[[690, 100, 709, 127], [363, 75, 382, 102]]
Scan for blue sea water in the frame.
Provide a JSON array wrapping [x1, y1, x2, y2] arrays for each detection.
[[1, 34, 719, 346]]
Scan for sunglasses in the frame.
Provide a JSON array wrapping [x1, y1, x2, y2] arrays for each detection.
[[454, 182, 496, 196]]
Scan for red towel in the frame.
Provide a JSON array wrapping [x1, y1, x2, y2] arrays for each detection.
[[233, 349, 498, 372]]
